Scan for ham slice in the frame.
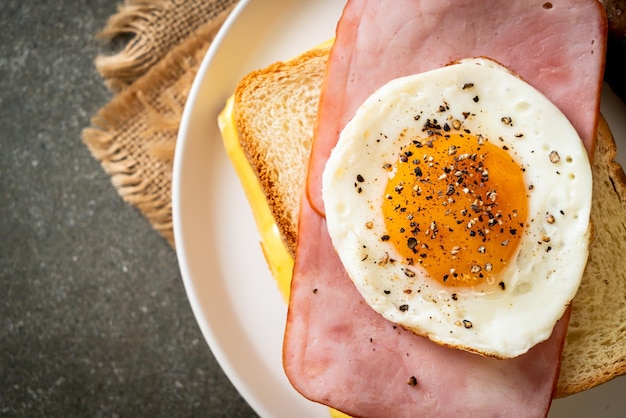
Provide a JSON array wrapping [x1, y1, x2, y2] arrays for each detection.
[[288, 200, 570, 417], [306, 0, 606, 215], [284, 0, 606, 417]]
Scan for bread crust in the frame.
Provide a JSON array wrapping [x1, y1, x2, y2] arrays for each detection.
[[234, 47, 330, 257], [556, 115, 626, 397], [233, 48, 626, 397]]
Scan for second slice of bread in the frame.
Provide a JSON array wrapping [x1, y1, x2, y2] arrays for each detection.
[[556, 116, 626, 397]]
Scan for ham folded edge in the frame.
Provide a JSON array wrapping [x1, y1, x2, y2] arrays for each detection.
[[285, 1, 607, 417]]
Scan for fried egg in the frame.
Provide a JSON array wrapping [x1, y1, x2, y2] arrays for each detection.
[[322, 57, 592, 358]]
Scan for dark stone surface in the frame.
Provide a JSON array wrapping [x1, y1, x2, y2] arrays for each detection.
[[0, 1, 257, 416]]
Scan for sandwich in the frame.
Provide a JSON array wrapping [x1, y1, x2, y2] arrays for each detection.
[[219, 0, 625, 416]]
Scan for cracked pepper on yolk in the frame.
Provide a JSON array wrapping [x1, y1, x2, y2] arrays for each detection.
[[382, 132, 528, 289]]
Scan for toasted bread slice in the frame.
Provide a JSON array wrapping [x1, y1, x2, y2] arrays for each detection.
[[234, 46, 330, 257], [557, 116, 626, 397], [231, 46, 626, 397]]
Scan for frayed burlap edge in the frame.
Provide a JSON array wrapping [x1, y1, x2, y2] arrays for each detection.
[[95, 0, 237, 92], [83, 4, 236, 247]]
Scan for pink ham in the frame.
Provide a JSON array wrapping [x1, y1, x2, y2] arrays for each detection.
[[306, 0, 606, 215], [287, 200, 570, 417], [284, 0, 606, 417]]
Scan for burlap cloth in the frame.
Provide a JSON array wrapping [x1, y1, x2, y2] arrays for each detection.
[[83, 0, 240, 247]]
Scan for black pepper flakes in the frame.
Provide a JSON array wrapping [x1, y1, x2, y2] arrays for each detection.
[[422, 118, 442, 132], [463, 319, 473, 329], [403, 268, 416, 278], [399, 304, 409, 312], [407, 376, 418, 386], [549, 150, 560, 163]]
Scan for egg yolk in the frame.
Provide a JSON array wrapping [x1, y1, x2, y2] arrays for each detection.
[[382, 131, 528, 289]]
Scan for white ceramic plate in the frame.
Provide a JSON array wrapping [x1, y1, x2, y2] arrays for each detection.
[[172, 1, 626, 417]]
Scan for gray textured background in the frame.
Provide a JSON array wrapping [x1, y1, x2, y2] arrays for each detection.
[[0, 1, 257, 416]]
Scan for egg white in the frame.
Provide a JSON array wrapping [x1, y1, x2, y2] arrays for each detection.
[[322, 57, 592, 358]]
